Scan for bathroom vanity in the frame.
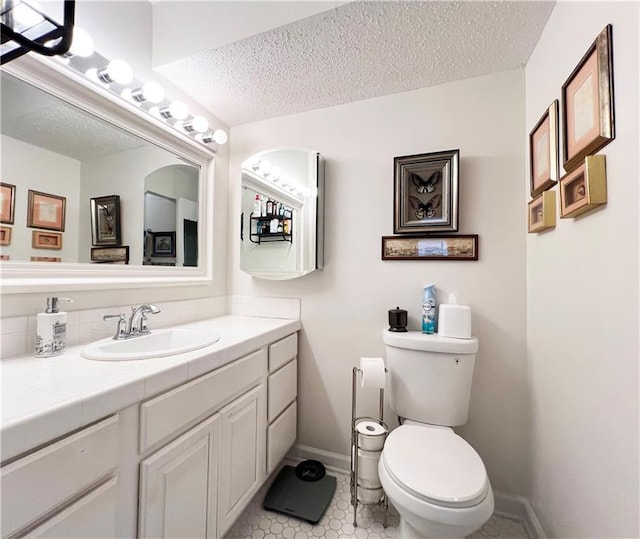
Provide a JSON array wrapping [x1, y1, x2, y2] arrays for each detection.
[[0, 315, 300, 538]]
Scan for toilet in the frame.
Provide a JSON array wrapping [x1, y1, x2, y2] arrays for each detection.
[[379, 331, 494, 538]]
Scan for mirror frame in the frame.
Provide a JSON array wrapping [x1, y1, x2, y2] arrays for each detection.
[[0, 54, 216, 294]]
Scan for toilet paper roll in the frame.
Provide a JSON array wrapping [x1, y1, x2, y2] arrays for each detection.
[[356, 449, 382, 488], [356, 421, 387, 451], [357, 486, 384, 504], [359, 357, 386, 389]]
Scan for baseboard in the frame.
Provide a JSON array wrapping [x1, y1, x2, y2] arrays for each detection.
[[494, 491, 546, 539], [286, 444, 351, 476]]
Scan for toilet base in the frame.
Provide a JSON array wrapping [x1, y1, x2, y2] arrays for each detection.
[[399, 516, 465, 539]]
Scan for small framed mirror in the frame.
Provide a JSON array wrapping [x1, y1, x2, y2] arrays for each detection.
[[240, 147, 324, 280]]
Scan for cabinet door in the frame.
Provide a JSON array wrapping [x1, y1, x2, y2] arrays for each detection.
[[27, 477, 118, 538], [217, 384, 266, 538], [139, 414, 220, 539]]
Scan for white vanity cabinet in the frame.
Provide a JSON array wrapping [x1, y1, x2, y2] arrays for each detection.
[[267, 333, 298, 474], [0, 416, 119, 538]]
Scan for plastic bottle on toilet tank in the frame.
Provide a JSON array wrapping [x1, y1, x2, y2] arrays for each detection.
[[421, 284, 437, 334]]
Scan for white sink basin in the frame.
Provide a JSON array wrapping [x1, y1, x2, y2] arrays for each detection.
[[82, 327, 221, 361]]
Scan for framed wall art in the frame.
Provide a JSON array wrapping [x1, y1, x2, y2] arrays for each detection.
[[562, 24, 614, 172], [1, 183, 16, 224], [530, 101, 559, 197], [151, 232, 176, 257], [393, 149, 459, 233], [32, 230, 63, 250], [382, 234, 478, 261], [91, 245, 130, 264], [30, 256, 61, 262], [559, 155, 607, 218], [0, 226, 12, 246], [528, 190, 556, 233], [90, 195, 121, 246], [27, 190, 66, 231]]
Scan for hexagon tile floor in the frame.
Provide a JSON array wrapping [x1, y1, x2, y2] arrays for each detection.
[[224, 470, 530, 539]]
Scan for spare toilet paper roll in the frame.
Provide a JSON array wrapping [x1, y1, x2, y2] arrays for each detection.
[[359, 357, 386, 389], [357, 449, 382, 488], [356, 421, 387, 451]]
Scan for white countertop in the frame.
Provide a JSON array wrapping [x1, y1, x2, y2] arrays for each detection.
[[1, 315, 301, 461]]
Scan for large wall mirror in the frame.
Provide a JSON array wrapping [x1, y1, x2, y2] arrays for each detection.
[[0, 55, 215, 293], [240, 147, 324, 280]]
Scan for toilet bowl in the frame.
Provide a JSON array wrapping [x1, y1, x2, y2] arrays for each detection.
[[378, 422, 494, 538]]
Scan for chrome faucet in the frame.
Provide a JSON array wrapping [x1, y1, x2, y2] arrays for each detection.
[[103, 304, 161, 340], [128, 304, 161, 336]]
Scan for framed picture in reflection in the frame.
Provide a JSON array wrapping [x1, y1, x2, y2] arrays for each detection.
[[91, 195, 121, 246]]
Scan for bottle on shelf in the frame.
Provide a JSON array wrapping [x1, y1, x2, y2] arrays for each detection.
[[253, 194, 261, 216], [266, 199, 273, 215]]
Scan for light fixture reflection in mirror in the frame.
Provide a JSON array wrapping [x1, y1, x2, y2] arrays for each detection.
[[240, 147, 324, 280]]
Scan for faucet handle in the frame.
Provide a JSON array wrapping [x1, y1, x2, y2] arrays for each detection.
[[103, 313, 127, 340]]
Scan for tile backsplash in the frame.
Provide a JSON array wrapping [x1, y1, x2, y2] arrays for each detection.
[[1, 295, 300, 359]]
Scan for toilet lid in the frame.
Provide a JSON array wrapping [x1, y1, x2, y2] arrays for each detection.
[[382, 424, 489, 508]]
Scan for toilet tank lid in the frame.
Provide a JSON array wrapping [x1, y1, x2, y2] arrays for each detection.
[[382, 330, 478, 354]]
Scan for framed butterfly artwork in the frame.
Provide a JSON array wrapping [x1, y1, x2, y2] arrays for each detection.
[[393, 149, 459, 234]]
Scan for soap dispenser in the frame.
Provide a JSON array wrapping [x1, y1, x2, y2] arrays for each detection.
[[35, 297, 73, 358]]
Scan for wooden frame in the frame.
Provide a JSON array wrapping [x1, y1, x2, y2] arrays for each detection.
[[562, 24, 615, 172], [91, 245, 130, 264], [32, 230, 63, 250], [528, 191, 556, 233], [27, 189, 66, 231], [151, 231, 176, 257], [1, 183, 16, 224], [394, 149, 459, 233], [530, 101, 559, 197], [382, 234, 478, 261], [0, 226, 12, 246], [90, 195, 121, 246], [30, 256, 61, 262], [559, 155, 607, 218]]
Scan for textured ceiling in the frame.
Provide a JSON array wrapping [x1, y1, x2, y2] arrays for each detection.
[[155, 1, 555, 127], [1, 73, 147, 161]]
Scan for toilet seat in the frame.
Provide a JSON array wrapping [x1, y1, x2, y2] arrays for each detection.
[[381, 424, 489, 509]]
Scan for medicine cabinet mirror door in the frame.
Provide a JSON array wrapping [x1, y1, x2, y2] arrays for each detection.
[[0, 54, 215, 293], [240, 147, 324, 280]]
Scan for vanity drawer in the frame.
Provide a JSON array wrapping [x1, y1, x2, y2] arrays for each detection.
[[267, 401, 297, 474], [268, 333, 297, 373], [140, 348, 267, 452], [268, 358, 297, 423], [0, 415, 119, 538]]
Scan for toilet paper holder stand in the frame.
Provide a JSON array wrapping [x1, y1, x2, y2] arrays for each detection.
[[350, 366, 389, 528]]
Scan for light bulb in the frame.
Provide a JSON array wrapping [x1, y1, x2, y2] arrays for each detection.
[[128, 81, 165, 104], [280, 174, 291, 187], [68, 27, 94, 57], [212, 129, 228, 145], [183, 115, 209, 133], [97, 59, 133, 85], [157, 101, 188, 120]]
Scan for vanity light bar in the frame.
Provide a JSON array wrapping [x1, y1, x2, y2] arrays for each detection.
[[243, 159, 305, 200], [59, 36, 227, 148]]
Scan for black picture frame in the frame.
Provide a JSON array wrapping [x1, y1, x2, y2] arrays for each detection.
[[151, 231, 176, 257], [90, 195, 121, 246], [393, 149, 460, 234]]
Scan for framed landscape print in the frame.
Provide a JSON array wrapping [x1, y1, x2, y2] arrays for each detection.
[[91, 246, 130, 264], [382, 235, 478, 261], [530, 101, 559, 197], [393, 149, 459, 234], [561, 24, 614, 172]]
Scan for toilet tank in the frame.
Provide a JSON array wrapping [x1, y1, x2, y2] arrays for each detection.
[[382, 330, 479, 427]]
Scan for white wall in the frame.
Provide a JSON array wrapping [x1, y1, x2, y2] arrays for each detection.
[[525, 3, 639, 537], [1, 135, 81, 263], [229, 69, 529, 495]]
